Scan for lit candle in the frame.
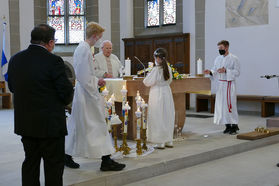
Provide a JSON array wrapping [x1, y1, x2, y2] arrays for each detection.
[[123, 102, 131, 134], [141, 99, 148, 129], [111, 94, 116, 114], [136, 90, 140, 100], [136, 96, 142, 108], [121, 84, 128, 117], [135, 107, 142, 139]]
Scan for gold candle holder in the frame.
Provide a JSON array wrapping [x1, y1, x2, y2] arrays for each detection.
[[136, 139, 143, 155], [142, 128, 148, 151], [112, 125, 119, 152], [120, 133, 131, 155]]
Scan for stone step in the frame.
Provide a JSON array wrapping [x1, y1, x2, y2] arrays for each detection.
[[65, 134, 279, 186]]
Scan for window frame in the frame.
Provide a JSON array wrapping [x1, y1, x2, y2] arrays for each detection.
[[145, 0, 176, 28], [47, 0, 86, 45]]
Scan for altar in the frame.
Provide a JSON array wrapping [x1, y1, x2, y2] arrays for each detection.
[[105, 77, 211, 140]]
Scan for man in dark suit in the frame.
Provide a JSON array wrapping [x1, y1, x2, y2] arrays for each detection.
[[7, 24, 73, 186]]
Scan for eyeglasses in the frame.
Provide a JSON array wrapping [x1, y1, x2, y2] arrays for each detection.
[[50, 39, 58, 43]]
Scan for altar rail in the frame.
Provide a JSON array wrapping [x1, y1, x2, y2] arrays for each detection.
[[0, 81, 12, 109], [196, 94, 279, 117]]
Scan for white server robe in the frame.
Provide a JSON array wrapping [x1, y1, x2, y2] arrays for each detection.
[[210, 53, 240, 125], [65, 41, 114, 158]]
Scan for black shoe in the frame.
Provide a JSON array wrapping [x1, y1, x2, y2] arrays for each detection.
[[65, 154, 80, 169], [100, 159, 126, 171], [229, 124, 239, 135], [223, 124, 231, 134], [276, 163, 279, 167]]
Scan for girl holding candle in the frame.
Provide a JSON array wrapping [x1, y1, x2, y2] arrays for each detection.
[[143, 48, 175, 149]]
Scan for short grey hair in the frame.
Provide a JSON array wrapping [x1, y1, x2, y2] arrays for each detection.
[[101, 40, 112, 48]]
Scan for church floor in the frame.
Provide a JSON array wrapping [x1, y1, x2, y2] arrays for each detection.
[[124, 142, 279, 186], [0, 109, 278, 186]]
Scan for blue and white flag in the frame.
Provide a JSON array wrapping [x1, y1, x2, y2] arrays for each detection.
[[1, 20, 8, 81]]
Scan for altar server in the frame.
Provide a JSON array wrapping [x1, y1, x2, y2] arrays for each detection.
[[65, 22, 125, 171], [143, 48, 175, 149], [204, 40, 240, 134]]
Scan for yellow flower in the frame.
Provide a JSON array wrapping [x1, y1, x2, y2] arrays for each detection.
[[100, 86, 106, 92], [174, 72, 179, 78]]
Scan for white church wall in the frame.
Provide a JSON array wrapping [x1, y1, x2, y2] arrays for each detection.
[[205, 0, 279, 113], [119, 0, 134, 64], [98, 0, 111, 43], [0, 0, 11, 82], [183, 0, 196, 108], [19, 0, 34, 50]]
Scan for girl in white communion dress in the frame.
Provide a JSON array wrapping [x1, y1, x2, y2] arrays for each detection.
[[143, 48, 175, 149]]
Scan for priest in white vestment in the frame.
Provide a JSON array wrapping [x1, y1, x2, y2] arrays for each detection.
[[94, 40, 122, 78], [143, 48, 175, 149], [205, 40, 240, 135], [65, 22, 125, 171]]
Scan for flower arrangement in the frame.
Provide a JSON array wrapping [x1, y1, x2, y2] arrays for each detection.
[[137, 62, 183, 80], [99, 85, 106, 93], [168, 63, 182, 80]]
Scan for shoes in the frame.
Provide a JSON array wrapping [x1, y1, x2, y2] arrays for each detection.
[[223, 124, 231, 134], [229, 124, 239, 135], [157, 143, 165, 149], [276, 163, 279, 167], [65, 154, 80, 169], [165, 141, 173, 148], [100, 159, 126, 171]]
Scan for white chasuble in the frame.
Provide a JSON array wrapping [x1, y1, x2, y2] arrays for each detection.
[[210, 53, 240, 125], [94, 52, 122, 78], [65, 41, 114, 158], [143, 66, 175, 144]]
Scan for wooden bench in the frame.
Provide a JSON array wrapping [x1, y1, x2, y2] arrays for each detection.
[[262, 96, 279, 117], [196, 94, 279, 117], [0, 81, 12, 109]]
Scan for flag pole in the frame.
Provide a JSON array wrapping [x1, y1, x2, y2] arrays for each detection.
[[1, 15, 8, 81]]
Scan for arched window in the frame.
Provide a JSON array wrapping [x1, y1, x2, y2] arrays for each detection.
[[146, 0, 176, 27], [47, 0, 85, 44]]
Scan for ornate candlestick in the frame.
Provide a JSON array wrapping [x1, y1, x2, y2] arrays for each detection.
[[135, 107, 142, 155], [112, 125, 119, 151], [120, 102, 131, 155], [120, 85, 128, 131], [101, 87, 112, 133], [141, 99, 148, 151]]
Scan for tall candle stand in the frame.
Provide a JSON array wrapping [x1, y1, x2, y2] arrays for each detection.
[[120, 102, 131, 155], [112, 125, 120, 152], [141, 99, 148, 151], [135, 107, 142, 155]]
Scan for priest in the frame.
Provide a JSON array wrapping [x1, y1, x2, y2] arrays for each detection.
[[94, 40, 122, 78], [65, 22, 125, 171], [204, 40, 240, 135]]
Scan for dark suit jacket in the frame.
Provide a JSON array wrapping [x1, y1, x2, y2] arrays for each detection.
[[8, 45, 74, 138]]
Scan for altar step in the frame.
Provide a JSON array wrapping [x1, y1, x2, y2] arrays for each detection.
[[65, 134, 279, 186]]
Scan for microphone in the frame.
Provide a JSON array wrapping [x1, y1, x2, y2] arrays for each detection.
[[260, 75, 278, 79], [134, 56, 146, 77]]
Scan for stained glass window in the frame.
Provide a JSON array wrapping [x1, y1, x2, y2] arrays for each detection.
[[48, 17, 65, 44], [147, 0, 160, 27], [69, 0, 84, 15], [48, 0, 65, 15], [47, 0, 85, 44], [163, 0, 176, 25], [69, 16, 84, 43]]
